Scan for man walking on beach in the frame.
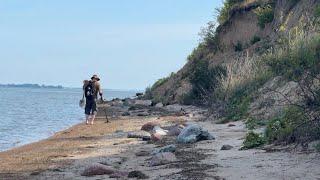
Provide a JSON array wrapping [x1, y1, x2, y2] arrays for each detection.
[[83, 74, 103, 125]]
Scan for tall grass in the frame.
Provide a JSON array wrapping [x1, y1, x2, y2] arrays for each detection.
[[219, 53, 261, 99]]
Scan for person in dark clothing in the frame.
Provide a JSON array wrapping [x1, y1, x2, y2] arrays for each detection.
[[83, 74, 103, 125]]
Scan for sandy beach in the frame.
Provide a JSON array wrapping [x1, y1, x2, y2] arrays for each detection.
[[0, 104, 319, 180]]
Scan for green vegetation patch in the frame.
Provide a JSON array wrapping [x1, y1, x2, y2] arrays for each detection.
[[245, 117, 267, 130], [234, 41, 243, 52], [265, 106, 307, 143], [254, 4, 274, 28], [225, 70, 272, 121], [216, 0, 245, 25], [241, 131, 266, 150], [250, 35, 261, 45], [188, 60, 226, 105], [315, 5, 320, 18], [266, 34, 320, 81]]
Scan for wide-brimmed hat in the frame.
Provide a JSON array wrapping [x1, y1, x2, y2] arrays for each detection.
[[91, 74, 100, 81]]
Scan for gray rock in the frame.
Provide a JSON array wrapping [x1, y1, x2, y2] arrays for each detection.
[[152, 126, 168, 136], [177, 124, 215, 144], [149, 152, 177, 166], [141, 122, 160, 132], [152, 144, 176, 155], [134, 100, 152, 106], [121, 111, 130, 116], [221, 144, 233, 150], [128, 170, 149, 179], [81, 163, 115, 176], [127, 131, 151, 139], [137, 112, 150, 116], [167, 124, 185, 136], [155, 102, 164, 108]]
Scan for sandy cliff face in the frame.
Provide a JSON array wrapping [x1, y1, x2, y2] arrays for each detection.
[[149, 0, 319, 105]]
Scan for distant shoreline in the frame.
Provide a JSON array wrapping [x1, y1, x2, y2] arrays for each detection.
[[0, 84, 63, 89]]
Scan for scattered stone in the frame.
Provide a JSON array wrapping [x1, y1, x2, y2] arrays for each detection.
[[155, 102, 164, 108], [81, 163, 115, 176], [137, 112, 149, 116], [30, 171, 41, 176], [165, 104, 185, 112], [134, 100, 152, 106], [177, 124, 215, 144], [152, 126, 168, 136], [149, 152, 177, 166], [141, 122, 160, 132], [167, 124, 185, 136], [152, 144, 176, 155], [128, 170, 149, 179], [228, 124, 236, 127], [121, 112, 130, 116], [151, 133, 162, 142], [135, 151, 150, 157], [221, 145, 233, 150], [114, 130, 124, 133], [142, 136, 151, 141], [111, 100, 123, 106], [109, 171, 129, 178], [51, 168, 64, 172], [127, 131, 151, 139]]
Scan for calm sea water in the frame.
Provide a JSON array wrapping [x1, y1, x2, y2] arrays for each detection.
[[0, 87, 136, 152]]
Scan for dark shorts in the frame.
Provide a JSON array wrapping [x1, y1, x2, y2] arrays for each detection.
[[85, 98, 97, 115]]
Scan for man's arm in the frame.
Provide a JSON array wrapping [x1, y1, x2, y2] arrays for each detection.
[[96, 82, 103, 98]]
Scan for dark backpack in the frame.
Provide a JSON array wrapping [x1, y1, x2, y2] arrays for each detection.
[[84, 81, 96, 100]]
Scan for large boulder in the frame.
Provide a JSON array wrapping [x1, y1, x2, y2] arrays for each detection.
[[141, 122, 160, 132], [177, 124, 215, 144], [134, 100, 152, 106], [81, 163, 116, 176], [221, 144, 233, 150], [128, 170, 149, 179], [152, 126, 168, 136], [151, 133, 163, 142], [149, 152, 177, 166], [155, 102, 164, 108], [127, 131, 151, 139], [167, 124, 185, 136]]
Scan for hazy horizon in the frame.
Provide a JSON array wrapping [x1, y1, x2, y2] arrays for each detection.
[[0, 0, 223, 90]]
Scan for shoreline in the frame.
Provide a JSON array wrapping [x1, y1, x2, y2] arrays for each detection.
[[1, 104, 319, 179], [0, 117, 85, 153]]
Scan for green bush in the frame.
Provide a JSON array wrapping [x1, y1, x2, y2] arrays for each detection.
[[245, 117, 267, 130], [254, 5, 274, 28], [289, 0, 300, 8], [314, 143, 320, 152], [265, 106, 307, 143], [234, 41, 243, 51], [250, 35, 261, 45], [199, 22, 220, 53], [241, 131, 266, 149], [225, 71, 272, 121], [189, 60, 226, 105], [266, 34, 320, 81], [315, 5, 320, 18], [216, 0, 244, 25]]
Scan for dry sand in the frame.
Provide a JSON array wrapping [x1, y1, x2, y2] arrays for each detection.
[[0, 113, 319, 180]]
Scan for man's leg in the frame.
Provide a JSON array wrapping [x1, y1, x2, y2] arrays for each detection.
[[85, 99, 92, 125], [90, 100, 98, 125], [85, 114, 90, 124]]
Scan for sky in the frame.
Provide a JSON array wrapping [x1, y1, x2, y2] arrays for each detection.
[[0, 0, 223, 90]]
